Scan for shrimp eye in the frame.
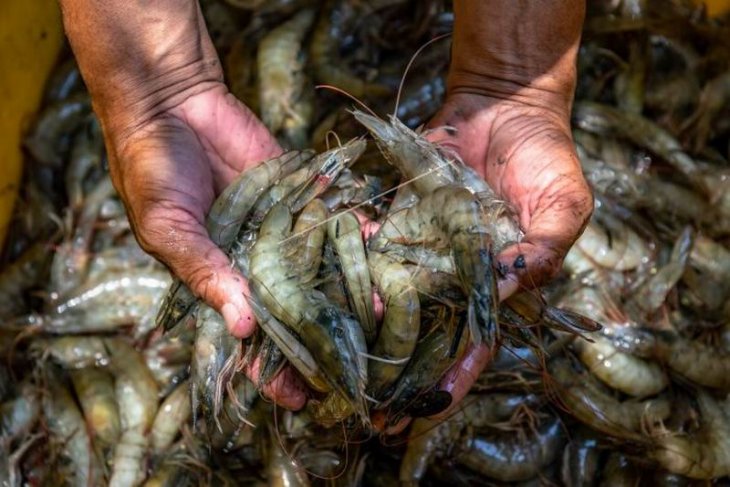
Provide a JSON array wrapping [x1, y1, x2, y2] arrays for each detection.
[[334, 327, 345, 339]]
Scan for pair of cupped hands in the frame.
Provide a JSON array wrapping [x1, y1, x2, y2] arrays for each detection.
[[112, 83, 592, 429]]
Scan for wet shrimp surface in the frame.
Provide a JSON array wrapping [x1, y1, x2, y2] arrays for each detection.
[[2, 1, 730, 485]]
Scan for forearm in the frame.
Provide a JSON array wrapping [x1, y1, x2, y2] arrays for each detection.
[[449, 0, 584, 116], [58, 0, 222, 138]]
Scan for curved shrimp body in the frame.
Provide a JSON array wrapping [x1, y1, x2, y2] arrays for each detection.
[[248, 140, 364, 228], [156, 150, 312, 331], [572, 335, 668, 397], [34, 336, 110, 369], [37, 269, 171, 335], [561, 287, 667, 397], [400, 393, 538, 485], [456, 415, 565, 482], [249, 203, 368, 420], [384, 325, 467, 422], [366, 252, 420, 400], [548, 358, 669, 442], [257, 9, 315, 134], [66, 115, 104, 209], [50, 177, 116, 296], [570, 211, 652, 273], [105, 339, 159, 487], [191, 304, 240, 432], [371, 185, 499, 347], [43, 368, 104, 487], [352, 110, 459, 196], [652, 392, 730, 479], [309, 2, 388, 99], [288, 199, 328, 284], [328, 212, 376, 343], [150, 380, 191, 453], [70, 367, 121, 448], [572, 101, 706, 193], [662, 336, 730, 390], [629, 226, 693, 316]]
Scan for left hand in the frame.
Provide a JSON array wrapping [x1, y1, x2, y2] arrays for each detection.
[[424, 92, 593, 421]]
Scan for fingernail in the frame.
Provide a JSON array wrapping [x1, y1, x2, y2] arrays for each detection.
[[221, 303, 247, 337]]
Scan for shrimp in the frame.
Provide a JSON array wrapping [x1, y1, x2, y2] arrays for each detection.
[[150, 380, 191, 453], [400, 393, 538, 485], [599, 453, 641, 487], [560, 287, 667, 397], [105, 338, 160, 487], [548, 358, 670, 442], [328, 212, 376, 343], [570, 210, 652, 273], [366, 252, 420, 400], [352, 110, 460, 196], [371, 186, 500, 348], [249, 203, 368, 421], [572, 101, 707, 193], [209, 377, 259, 452], [651, 391, 730, 479], [383, 324, 467, 423], [30, 269, 171, 335], [42, 367, 104, 486], [31, 336, 106, 369], [156, 150, 312, 331], [456, 415, 565, 482], [257, 9, 316, 135], [288, 199, 327, 284], [229, 239, 331, 394], [660, 335, 730, 391], [0, 242, 52, 319], [191, 304, 240, 433], [23, 93, 91, 167], [309, 1, 389, 98], [561, 429, 602, 487], [248, 139, 365, 228], [50, 177, 116, 295], [65, 115, 104, 209], [70, 367, 121, 448], [629, 226, 693, 315], [680, 70, 730, 152]]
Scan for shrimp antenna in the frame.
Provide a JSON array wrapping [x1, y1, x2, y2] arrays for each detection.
[[393, 32, 452, 119], [315, 84, 379, 118]]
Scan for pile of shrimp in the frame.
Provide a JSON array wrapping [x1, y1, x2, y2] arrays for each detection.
[[2, 0, 730, 485]]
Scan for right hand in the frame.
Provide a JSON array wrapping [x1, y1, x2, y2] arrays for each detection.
[[59, 0, 305, 409], [108, 85, 306, 410]]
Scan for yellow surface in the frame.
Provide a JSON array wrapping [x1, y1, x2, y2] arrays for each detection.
[[0, 0, 64, 248], [700, 0, 730, 16]]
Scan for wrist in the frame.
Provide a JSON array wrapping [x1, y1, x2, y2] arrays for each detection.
[[447, 0, 584, 119], [60, 0, 224, 142]]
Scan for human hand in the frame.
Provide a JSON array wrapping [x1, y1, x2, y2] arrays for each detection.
[[60, 0, 305, 408], [380, 0, 593, 431]]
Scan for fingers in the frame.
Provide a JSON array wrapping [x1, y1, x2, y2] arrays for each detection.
[[428, 343, 494, 422], [244, 358, 307, 411], [129, 196, 255, 337], [172, 87, 283, 189]]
